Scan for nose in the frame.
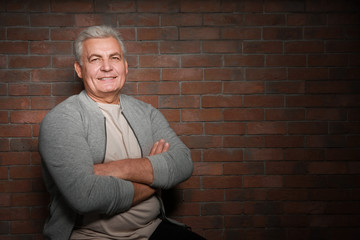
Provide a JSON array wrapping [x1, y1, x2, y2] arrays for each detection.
[[100, 59, 112, 71]]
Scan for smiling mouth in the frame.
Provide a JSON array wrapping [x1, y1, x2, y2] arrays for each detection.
[[98, 77, 117, 80]]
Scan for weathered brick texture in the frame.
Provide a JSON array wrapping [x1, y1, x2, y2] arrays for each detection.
[[1, 0, 360, 239]]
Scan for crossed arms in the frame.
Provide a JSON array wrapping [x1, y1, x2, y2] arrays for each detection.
[[94, 139, 169, 206]]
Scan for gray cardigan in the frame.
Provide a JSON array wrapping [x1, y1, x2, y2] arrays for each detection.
[[39, 90, 193, 239]]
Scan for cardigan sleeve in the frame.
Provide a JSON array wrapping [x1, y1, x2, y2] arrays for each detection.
[[146, 107, 193, 189], [39, 101, 134, 216]]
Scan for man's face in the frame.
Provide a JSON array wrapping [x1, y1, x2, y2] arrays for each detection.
[[74, 37, 128, 103]]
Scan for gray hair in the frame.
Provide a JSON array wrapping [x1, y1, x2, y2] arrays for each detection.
[[74, 25, 126, 65]]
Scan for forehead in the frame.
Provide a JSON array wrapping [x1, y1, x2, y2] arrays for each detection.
[[82, 37, 123, 56]]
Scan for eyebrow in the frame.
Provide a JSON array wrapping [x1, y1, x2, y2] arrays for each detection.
[[88, 52, 122, 60]]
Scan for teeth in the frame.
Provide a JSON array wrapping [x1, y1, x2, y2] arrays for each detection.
[[99, 77, 115, 80]]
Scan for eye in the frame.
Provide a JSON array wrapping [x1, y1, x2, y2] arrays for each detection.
[[90, 57, 100, 63], [111, 56, 121, 61]]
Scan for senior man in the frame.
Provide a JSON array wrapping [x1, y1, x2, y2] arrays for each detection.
[[39, 25, 204, 240]]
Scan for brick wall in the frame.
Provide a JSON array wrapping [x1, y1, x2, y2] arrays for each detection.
[[1, 0, 360, 239]]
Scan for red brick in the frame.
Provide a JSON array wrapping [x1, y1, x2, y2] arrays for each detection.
[[159, 96, 200, 108], [265, 109, 305, 121], [287, 13, 327, 26], [224, 136, 264, 148], [10, 138, 38, 152], [204, 68, 244, 81], [138, 0, 179, 12], [304, 27, 344, 40], [162, 68, 202, 81], [243, 41, 283, 54], [6, 0, 49, 12], [329, 122, 360, 134], [160, 41, 200, 54], [264, 1, 304, 12], [182, 82, 221, 95], [193, 162, 222, 176], [224, 162, 264, 175], [0, 111, 8, 123], [139, 55, 179, 68], [9, 84, 51, 96], [0, 207, 30, 220], [162, 13, 202, 26], [31, 96, 66, 110], [244, 148, 283, 161], [306, 135, 346, 148], [203, 176, 242, 189], [308, 54, 348, 67], [0, 13, 29, 26], [0, 42, 28, 54], [30, 42, 72, 55], [266, 55, 306, 67], [263, 27, 302, 40], [181, 136, 222, 149], [10, 110, 48, 124], [94, 0, 136, 12], [52, 83, 83, 96], [0, 152, 31, 165], [267, 161, 307, 175], [127, 69, 160, 81], [170, 202, 201, 216], [267, 189, 308, 201], [265, 136, 304, 148], [51, 28, 82, 41], [11, 193, 48, 207], [244, 176, 283, 188], [205, 122, 245, 135], [222, 0, 263, 13], [244, 96, 284, 107], [203, 149, 243, 162], [170, 122, 203, 135], [9, 166, 42, 179], [285, 41, 324, 53], [288, 67, 328, 80], [10, 220, 43, 234], [125, 42, 158, 54], [176, 176, 200, 189], [202, 202, 243, 215], [9, 56, 51, 68], [138, 82, 179, 95], [138, 27, 178, 40], [202, 41, 241, 53], [52, 56, 75, 68], [180, 27, 220, 40], [308, 162, 347, 174], [222, 27, 261, 40], [288, 122, 328, 135], [244, 14, 285, 26], [0, 125, 31, 137], [224, 108, 264, 121], [51, 0, 93, 12], [223, 81, 264, 94], [284, 175, 327, 188], [0, 70, 31, 83], [224, 55, 264, 67], [0, 97, 30, 110], [181, 55, 222, 67], [0, 180, 31, 192], [32, 69, 75, 82], [247, 122, 287, 135], [74, 14, 116, 27], [203, 13, 243, 26], [7, 28, 49, 41], [246, 68, 287, 81], [31, 14, 74, 27], [182, 109, 222, 122]]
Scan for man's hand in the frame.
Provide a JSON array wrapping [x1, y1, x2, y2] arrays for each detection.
[[149, 139, 169, 156]]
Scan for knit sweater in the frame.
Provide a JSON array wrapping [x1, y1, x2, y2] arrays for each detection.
[[38, 90, 193, 240]]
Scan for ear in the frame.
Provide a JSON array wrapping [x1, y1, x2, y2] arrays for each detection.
[[125, 59, 128, 75], [74, 61, 83, 79]]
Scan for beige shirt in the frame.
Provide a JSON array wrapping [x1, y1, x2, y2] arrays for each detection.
[[71, 103, 161, 240]]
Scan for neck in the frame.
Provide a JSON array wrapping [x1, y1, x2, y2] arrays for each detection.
[[87, 92, 120, 105]]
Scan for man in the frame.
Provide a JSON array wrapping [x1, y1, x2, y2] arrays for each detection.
[[39, 25, 204, 240]]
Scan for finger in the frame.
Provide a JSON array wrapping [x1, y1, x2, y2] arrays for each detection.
[[154, 139, 165, 154], [162, 142, 170, 152], [149, 141, 159, 156]]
